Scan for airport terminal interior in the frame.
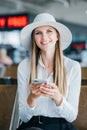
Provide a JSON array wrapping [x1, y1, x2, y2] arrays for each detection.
[[0, 0, 87, 130]]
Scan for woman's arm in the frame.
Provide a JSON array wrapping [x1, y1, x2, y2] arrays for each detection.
[[55, 61, 81, 122], [17, 59, 35, 123]]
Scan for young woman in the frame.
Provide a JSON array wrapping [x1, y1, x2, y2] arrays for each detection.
[[17, 13, 81, 130]]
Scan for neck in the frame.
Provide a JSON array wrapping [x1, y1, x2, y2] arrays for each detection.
[[41, 51, 54, 68]]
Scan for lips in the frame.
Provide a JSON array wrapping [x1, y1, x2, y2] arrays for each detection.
[[41, 41, 50, 45]]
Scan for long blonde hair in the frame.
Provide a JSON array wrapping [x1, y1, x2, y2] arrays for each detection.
[[29, 30, 67, 96]]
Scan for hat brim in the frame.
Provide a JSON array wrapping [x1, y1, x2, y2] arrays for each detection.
[[20, 21, 72, 50]]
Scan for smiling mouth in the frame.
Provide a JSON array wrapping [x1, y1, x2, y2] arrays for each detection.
[[41, 42, 50, 45]]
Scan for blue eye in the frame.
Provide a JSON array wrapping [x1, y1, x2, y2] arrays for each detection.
[[47, 30, 52, 33], [35, 32, 42, 35]]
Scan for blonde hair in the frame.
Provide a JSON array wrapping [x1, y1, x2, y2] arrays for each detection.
[[29, 31, 67, 96]]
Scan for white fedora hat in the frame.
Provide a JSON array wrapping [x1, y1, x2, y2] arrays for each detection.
[[20, 13, 72, 50]]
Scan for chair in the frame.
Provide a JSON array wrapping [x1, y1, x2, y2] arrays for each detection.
[[73, 83, 87, 130], [0, 64, 6, 77], [4, 64, 18, 78], [9, 90, 19, 130], [0, 77, 17, 130], [9, 80, 87, 130], [82, 67, 87, 79], [0, 78, 17, 130], [0, 77, 17, 85]]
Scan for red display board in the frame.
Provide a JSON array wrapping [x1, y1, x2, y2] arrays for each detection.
[[72, 42, 86, 50], [0, 14, 28, 30], [0, 17, 6, 29]]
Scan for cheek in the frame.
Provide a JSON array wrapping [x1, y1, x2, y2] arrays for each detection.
[[34, 37, 41, 47], [52, 35, 58, 42], [34, 36, 41, 43]]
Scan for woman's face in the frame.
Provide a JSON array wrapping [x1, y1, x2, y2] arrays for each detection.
[[34, 25, 59, 51]]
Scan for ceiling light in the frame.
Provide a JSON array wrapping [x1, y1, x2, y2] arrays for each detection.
[[54, 0, 70, 8], [85, 10, 87, 14]]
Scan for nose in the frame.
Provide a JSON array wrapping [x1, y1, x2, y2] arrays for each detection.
[[42, 33, 48, 41]]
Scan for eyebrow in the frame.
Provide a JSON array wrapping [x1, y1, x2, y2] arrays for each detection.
[[34, 27, 54, 33], [34, 30, 41, 33]]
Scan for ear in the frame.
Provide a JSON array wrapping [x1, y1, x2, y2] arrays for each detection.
[[56, 36, 59, 42]]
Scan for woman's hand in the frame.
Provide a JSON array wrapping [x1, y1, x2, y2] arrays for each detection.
[[27, 83, 42, 107], [39, 83, 63, 106]]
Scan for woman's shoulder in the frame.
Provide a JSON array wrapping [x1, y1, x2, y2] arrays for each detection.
[[18, 58, 31, 70], [64, 56, 81, 69]]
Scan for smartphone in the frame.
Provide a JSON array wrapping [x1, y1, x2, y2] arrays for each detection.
[[32, 79, 47, 85]]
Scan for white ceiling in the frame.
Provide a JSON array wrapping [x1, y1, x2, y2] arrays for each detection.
[[0, 0, 87, 27]]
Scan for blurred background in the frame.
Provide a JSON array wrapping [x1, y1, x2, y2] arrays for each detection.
[[0, 0, 87, 78], [0, 1, 87, 130]]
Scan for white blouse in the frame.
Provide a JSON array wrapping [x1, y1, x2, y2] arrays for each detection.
[[17, 56, 81, 123]]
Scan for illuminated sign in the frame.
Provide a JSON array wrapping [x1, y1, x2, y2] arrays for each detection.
[[8, 16, 28, 28], [72, 42, 86, 50], [0, 14, 28, 30], [0, 17, 6, 29]]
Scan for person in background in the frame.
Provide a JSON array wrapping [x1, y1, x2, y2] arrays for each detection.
[[17, 13, 81, 130], [0, 47, 13, 66]]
